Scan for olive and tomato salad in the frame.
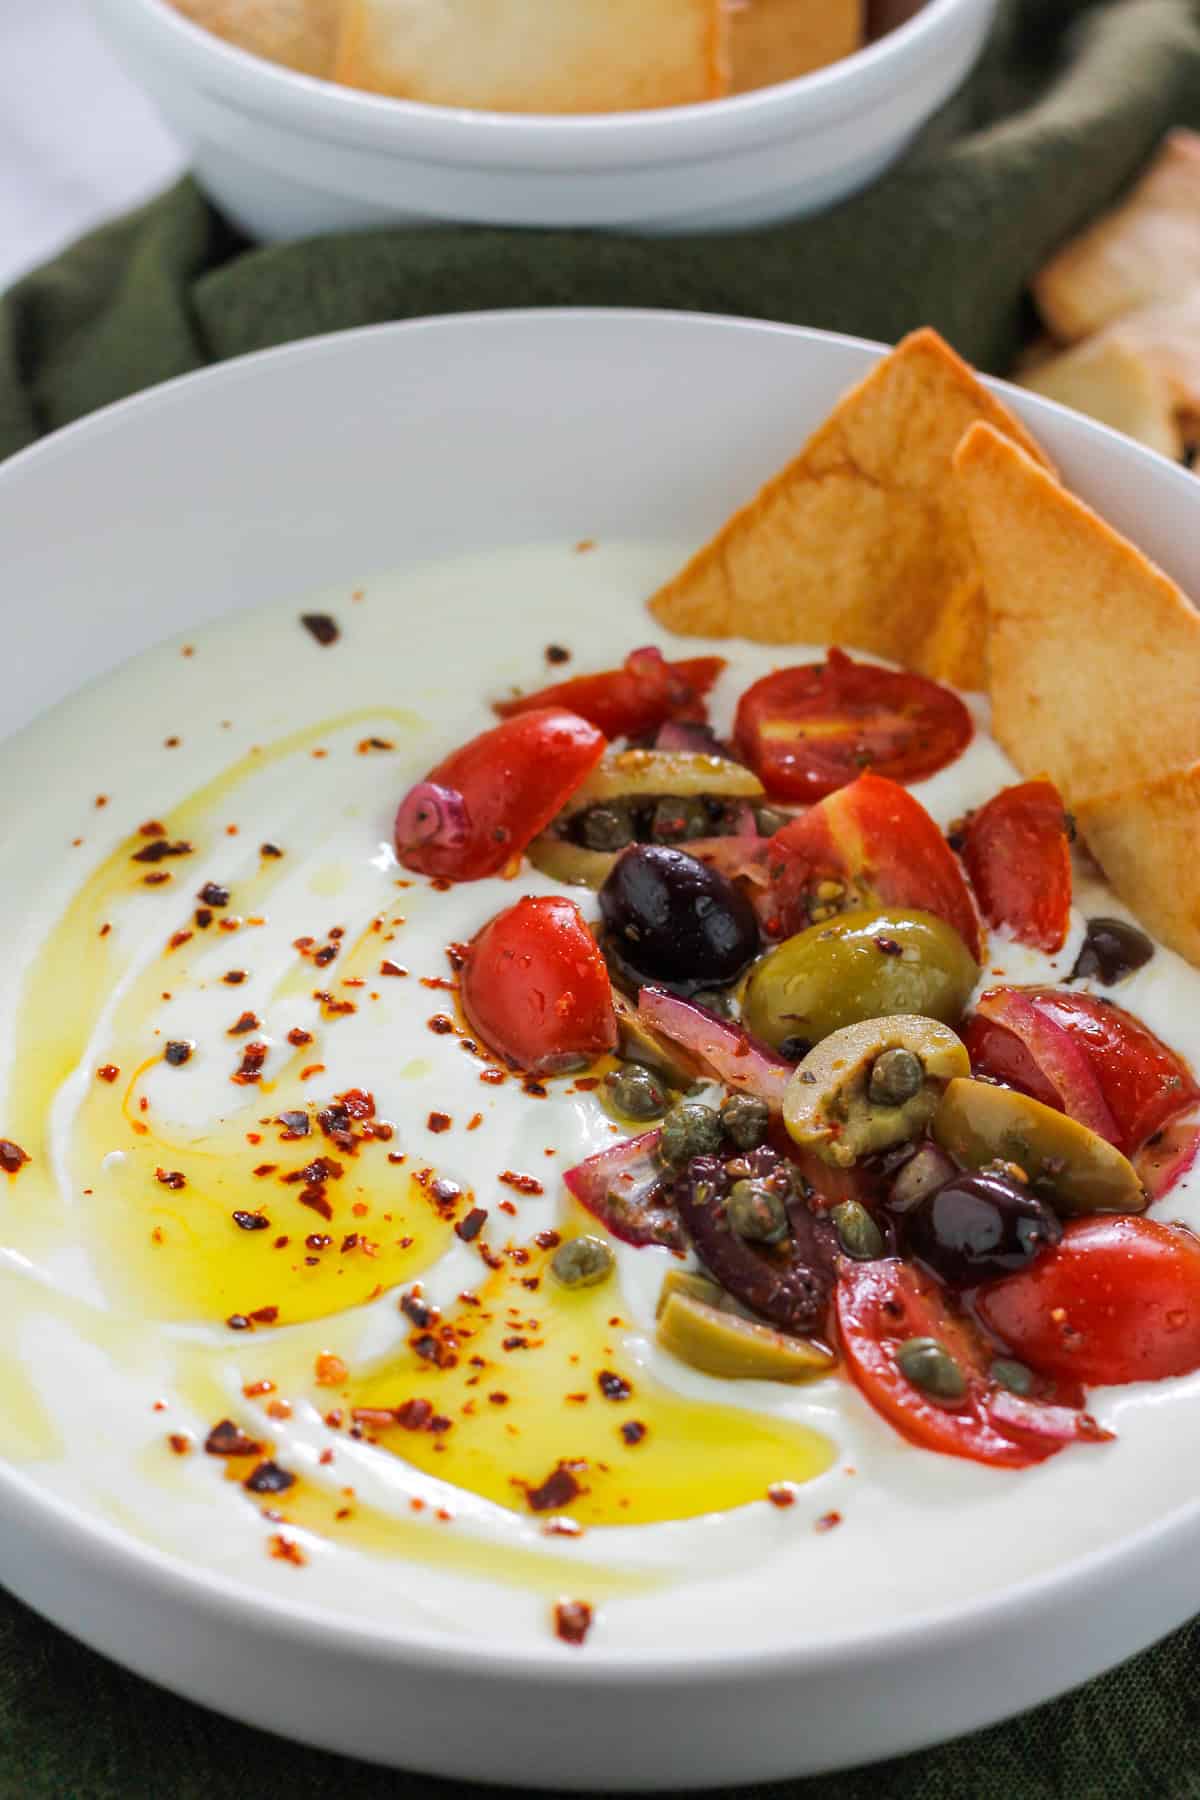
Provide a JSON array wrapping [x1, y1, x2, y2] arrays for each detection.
[[393, 644, 1200, 1470]]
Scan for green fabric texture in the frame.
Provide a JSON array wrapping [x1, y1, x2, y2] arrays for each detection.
[[5, 0, 1200, 1793]]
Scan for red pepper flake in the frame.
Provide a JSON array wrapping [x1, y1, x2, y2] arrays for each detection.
[[243, 1379, 275, 1397], [554, 1600, 593, 1646], [314, 944, 338, 967], [95, 794, 109, 808], [96, 1064, 121, 1084], [767, 1483, 797, 1509], [499, 1170, 544, 1196], [0, 1140, 30, 1175], [244, 1460, 296, 1495], [480, 1069, 506, 1086], [261, 842, 284, 858], [427, 1112, 451, 1133], [164, 736, 181, 749], [167, 1433, 191, 1456], [155, 1167, 187, 1190], [300, 1193, 334, 1222], [267, 1533, 307, 1567], [527, 1463, 585, 1513], [401, 1291, 435, 1328], [535, 1230, 562, 1251], [488, 1392, 510, 1407], [620, 1421, 647, 1446], [98, 922, 112, 937], [276, 1109, 310, 1137], [300, 1064, 326, 1081], [315, 1352, 348, 1386], [286, 1028, 313, 1048], [597, 1371, 631, 1402], [499, 1200, 517, 1218], [145, 872, 172, 888], [131, 838, 193, 864], [546, 642, 572, 662], [204, 1419, 262, 1457], [300, 612, 340, 646], [357, 736, 395, 753], [268, 1398, 292, 1421], [226, 1314, 253, 1332], [380, 960, 408, 978], [815, 1510, 843, 1533], [193, 906, 213, 926], [223, 970, 248, 985], [228, 1011, 260, 1036], [232, 1042, 269, 1085], [233, 1211, 270, 1232], [163, 1040, 192, 1067], [455, 1207, 488, 1243], [523, 1080, 548, 1099], [250, 1305, 279, 1325], [543, 1517, 583, 1538], [396, 1397, 434, 1430], [427, 1015, 454, 1036], [167, 930, 193, 952], [140, 820, 167, 837]]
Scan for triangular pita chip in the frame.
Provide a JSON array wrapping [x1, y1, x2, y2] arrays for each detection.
[[171, 0, 342, 76], [1076, 764, 1200, 966], [647, 328, 1056, 690], [955, 421, 1200, 801], [1018, 334, 1182, 461], [1033, 130, 1200, 342], [729, 0, 862, 94], [334, 0, 728, 111]]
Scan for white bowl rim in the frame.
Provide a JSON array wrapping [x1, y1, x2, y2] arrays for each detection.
[[103, 0, 988, 168], [3, 305, 1199, 1688]]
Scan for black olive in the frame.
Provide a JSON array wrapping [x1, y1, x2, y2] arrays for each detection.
[[1069, 917, 1154, 985], [598, 845, 760, 994], [906, 1171, 1062, 1288]]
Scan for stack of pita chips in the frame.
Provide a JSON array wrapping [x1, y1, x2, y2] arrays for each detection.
[[169, 0, 861, 109], [1020, 131, 1200, 464], [650, 330, 1200, 966]]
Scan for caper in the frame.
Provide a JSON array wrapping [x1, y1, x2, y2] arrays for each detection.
[[868, 1047, 924, 1107], [896, 1336, 967, 1400], [580, 802, 635, 853], [726, 1178, 790, 1245], [550, 1235, 615, 1289], [604, 1062, 668, 1122], [657, 1288, 836, 1383], [720, 1092, 770, 1151], [659, 1100, 724, 1168], [831, 1199, 884, 1260], [649, 796, 710, 844], [990, 1357, 1035, 1396]]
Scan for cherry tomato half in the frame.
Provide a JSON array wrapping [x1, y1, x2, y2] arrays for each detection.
[[961, 779, 1072, 953], [837, 1260, 1106, 1468], [965, 988, 1199, 1157], [734, 649, 973, 804], [394, 708, 604, 881], [976, 1216, 1200, 1387], [461, 895, 617, 1076], [765, 772, 983, 960], [494, 647, 725, 742]]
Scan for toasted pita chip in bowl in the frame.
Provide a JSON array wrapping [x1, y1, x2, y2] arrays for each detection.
[[1075, 766, 1200, 967], [1017, 335, 1182, 463], [728, 0, 863, 95], [170, 0, 341, 74]]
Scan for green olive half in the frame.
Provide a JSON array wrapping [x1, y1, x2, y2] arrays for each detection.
[[784, 1015, 971, 1168], [562, 749, 763, 815], [933, 1078, 1146, 1216], [656, 1281, 835, 1383], [742, 908, 978, 1052]]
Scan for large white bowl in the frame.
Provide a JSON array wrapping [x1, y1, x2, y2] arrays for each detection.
[[88, 0, 997, 237], [3, 312, 1200, 1787]]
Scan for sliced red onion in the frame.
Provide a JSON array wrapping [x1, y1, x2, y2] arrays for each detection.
[[973, 988, 1119, 1144], [653, 719, 730, 757], [637, 986, 791, 1110], [563, 1129, 681, 1249], [985, 1387, 1112, 1450], [684, 836, 772, 888], [394, 782, 469, 852]]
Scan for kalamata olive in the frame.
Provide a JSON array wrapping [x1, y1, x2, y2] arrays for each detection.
[[1069, 916, 1154, 985], [906, 1171, 1063, 1288], [598, 845, 760, 994], [742, 907, 978, 1050], [673, 1154, 835, 1333]]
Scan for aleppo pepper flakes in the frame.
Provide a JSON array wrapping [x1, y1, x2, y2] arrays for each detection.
[[204, 1419, 262, 1457], [300, 613, 340, 646], [526, 1461, 587, 1513], [268, 1533, 307, 1566], [0, 1140, 29, 1175], [155, 1168, 187, 1191], [198, 881, 231, 908], [164, 1040, 193, 1066], [454, 1207, 488, 1243], [597, 1370, 632, 1402], [232, 1211, 270, 1232], [553, 1600, 594, 1646], [232, 1042, 269, 1085], [131, 837, 193, 865], [244, 1460, 297, 1495]]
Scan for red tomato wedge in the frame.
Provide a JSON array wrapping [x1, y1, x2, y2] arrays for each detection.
[[461, 896, 617, 1075], [733, 649, 973, 804], [965, 988, 1199, 1157], [765, 772, 983, 959], [837, 1260, 1108, 1467], [976, 1216, 1200, 1387], [394, 708, 604, 881], [494, 646, 725, 741], [960, 779, 1073, 953]]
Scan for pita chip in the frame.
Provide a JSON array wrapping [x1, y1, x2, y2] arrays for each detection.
[[170, 0, 342, 76], [1076, 765, 1200, 967], [334, 0, 728, 111], [1033, 130, 1200, 342], [1018, 334, 1182, 461], [647, 329, 1055, 690], [729, 0, 862, 95], [954, 421, 1200, 801]]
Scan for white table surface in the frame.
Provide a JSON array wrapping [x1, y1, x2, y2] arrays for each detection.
[[2, 0, 185, 290]]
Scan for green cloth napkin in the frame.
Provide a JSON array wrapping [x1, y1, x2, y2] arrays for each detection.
[[5, 1, 1200, 1793]]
